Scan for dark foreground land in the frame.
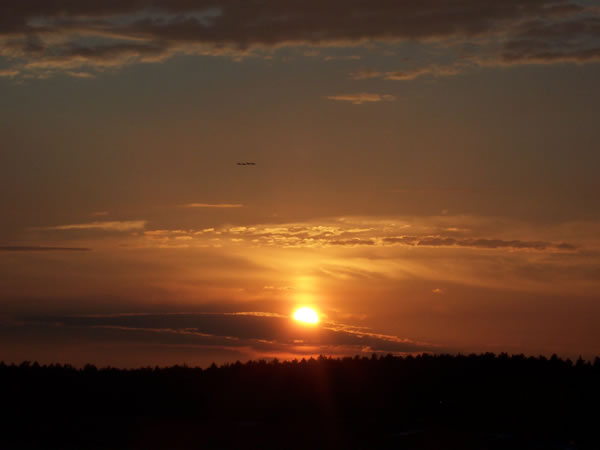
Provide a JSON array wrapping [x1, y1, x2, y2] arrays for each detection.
[[2, 353, 599, 449]]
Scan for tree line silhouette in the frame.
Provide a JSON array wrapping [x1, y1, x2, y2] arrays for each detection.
[[2, 353, 599, 449]]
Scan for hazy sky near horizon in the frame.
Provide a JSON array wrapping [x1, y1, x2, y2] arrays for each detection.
[[1, 0, 600, 367]]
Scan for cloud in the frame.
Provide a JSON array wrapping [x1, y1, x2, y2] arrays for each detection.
[[486, 15, 600, 65], [351, 64, 463, 81], [1, 0, 583, 42], [20, 312, 436, 355], [20, 42, 172, 72], [326, 93, 395, 105], [323, 55, 361, 61], [65, 71, 95, 78], [31, 220, 146, 232], [0, 246, 91, 252], [0, 69, 19, 77], [383, 236, 576, 251], [134, 217, 579, 253], [181, 203, 243, 208], [330, 239, 375, 246], [2, 0, 593, 77]]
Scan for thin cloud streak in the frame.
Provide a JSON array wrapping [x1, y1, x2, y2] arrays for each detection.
[[351, 64, 463, 81], [383, 236, 577, 251], [326, 93, 396, 105], [30, 220, 146, 232], [181, 203, 243, 208], [19, 312, 437, 355], [0, 246, 91, 252], [0, 69, 19, 77]]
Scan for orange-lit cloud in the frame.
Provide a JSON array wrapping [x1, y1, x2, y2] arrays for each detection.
[[0, 69, 19, 77], [3, 213, 600, 363], [1, 1, 599, 369], [65, 71, 95, 79], [326, 93, 395, 104], [351, 65, 463, 81], [132, 217, 579, 253], [0, 246, 91, 252], [31, 220, 146, 232], [181, 203, 243, 208]]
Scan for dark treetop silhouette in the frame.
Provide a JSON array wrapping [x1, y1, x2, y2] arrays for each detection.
[[2, 353, 599, 449]]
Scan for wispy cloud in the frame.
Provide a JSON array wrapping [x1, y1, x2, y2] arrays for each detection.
[[330, 239, 376, 246], [326, 93, 396, 105], [65, 71, 95, 79], [136, 217, 580, 253], [383, 236, 576, 251], [323, 55, 361, 61], [180, 203, 243, 208], [351, 65, 463, 81], [0, 69, 19, 78], [0, 246, 91, 252], [31, 220, 146, 232]]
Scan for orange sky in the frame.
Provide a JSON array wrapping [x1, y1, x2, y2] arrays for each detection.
[[1, 0, 600, 366]]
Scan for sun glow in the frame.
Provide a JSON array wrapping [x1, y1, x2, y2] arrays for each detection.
[[293, 307, 319, 324]]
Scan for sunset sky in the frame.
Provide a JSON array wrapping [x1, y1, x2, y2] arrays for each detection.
[[1, 0, 600, 367]]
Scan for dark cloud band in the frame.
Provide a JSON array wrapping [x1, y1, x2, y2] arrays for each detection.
[[1, 0, 597, 77], [20, 312, 435, 354]]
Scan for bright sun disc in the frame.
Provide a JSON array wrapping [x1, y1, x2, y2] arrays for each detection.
[[293, 307, 319, 324]]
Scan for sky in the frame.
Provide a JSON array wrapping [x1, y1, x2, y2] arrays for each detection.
[[1, 0, 600, 367]]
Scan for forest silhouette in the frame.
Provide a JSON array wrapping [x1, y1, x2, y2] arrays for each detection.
[[2, 353, 599, 449]]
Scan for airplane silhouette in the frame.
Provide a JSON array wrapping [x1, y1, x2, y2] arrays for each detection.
[[236, 162, 256, 166]]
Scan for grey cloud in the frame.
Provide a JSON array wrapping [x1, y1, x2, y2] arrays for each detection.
[[500, 17, 600, 64], [382, 236, 419, 245], [0, 0, 596, 77], [383, 236, 577, 251], [417, 237, 458, 247], [21, 312, 434, 354], [555, 242, 578, 250], [329, 239, 375, 246], [2, 1, 579, 39], [21, 42, 171, 72], [458, 238, 545, 250]]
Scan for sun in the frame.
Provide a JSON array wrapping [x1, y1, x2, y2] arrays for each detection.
[[293, 307, 319, 324]]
